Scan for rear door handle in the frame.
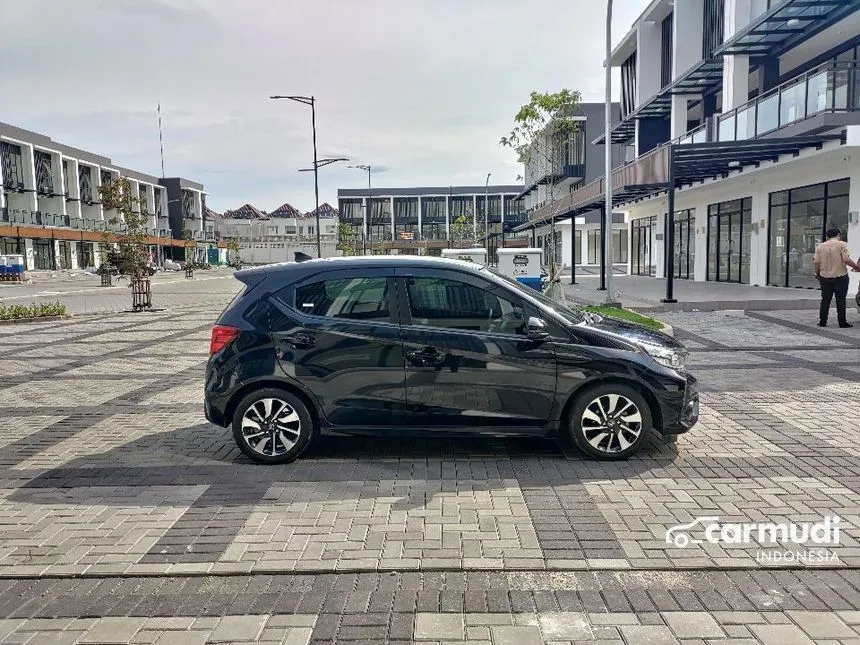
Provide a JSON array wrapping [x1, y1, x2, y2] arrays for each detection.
[[405, 347, 446, 367], [282, 333, 315, 350]]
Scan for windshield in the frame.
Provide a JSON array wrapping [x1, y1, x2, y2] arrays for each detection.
[[484, 267, 586, 325]]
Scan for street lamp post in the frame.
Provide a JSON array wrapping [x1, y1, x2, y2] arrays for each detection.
[[603, 0, 618, 305], [270, 95, 327, 257], [348, 164, 372, 255], [484, 173, 491, 254]]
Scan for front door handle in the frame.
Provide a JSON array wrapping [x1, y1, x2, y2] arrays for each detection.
[[405, 347, 446, 368], [282, 333, 316, 350]]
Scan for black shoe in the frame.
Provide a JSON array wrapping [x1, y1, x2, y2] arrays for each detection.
[[839, 323, 853, 328], [818, 322, 827, 327]]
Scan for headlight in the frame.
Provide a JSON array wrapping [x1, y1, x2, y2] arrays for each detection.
[[638, 341, 686, 371]]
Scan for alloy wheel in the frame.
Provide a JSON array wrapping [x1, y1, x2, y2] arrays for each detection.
[[240, 398, 301, 457], [580, 393, 643, 454]]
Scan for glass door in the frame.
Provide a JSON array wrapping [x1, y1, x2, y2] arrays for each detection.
[[672, 210, 694, 279], [707, 199, 751, 283]]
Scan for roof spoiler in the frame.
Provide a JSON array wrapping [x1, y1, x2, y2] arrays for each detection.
[[294, 251, 314, 263]]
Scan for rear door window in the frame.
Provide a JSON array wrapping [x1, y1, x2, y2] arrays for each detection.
[[295, 277, 390, 322]]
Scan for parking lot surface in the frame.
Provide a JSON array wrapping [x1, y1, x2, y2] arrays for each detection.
[[1, 278, 860, 643]]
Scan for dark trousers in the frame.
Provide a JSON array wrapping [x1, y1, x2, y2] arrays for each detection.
[[819, 274, 850, 325]]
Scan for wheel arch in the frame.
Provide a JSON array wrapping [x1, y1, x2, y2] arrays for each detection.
[[558, 375, 663, 433], [224, 378, 322, 432]]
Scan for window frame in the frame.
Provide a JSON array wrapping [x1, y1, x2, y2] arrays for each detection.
[[393, 267, 529, 337]]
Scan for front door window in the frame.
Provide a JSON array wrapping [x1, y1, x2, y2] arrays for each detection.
[[405, 277, 525, 335]]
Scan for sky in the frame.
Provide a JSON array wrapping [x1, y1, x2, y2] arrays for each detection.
[[0, 0, 646, 213]]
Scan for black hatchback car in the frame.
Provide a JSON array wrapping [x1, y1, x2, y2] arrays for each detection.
[[205, 256, 698, 464]]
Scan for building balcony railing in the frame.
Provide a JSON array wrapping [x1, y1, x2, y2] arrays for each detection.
[[674, 123, 709, 145], [718, 60, 860, 142]]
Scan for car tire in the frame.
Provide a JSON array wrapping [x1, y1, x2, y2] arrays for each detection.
[[231, 388, 315, 464], [567, 383, 652, 459]]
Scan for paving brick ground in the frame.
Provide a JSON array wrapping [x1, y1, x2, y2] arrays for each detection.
[[1, 277, 860, 642]]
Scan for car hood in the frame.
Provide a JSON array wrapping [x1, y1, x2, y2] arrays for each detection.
[[583, 314, 685, 350]]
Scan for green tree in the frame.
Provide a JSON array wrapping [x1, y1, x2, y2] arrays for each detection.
[[99, 177, 150, 278], [450, 212, 477, 246], [338, 222, 358, 256], [225, 237, 241, 266], [501, 89, 582, 279]]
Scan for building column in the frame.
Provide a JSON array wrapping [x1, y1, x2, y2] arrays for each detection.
[[389, 196, 395, 241], [20, 143, 38, 212], [23, 238, 35, 271], [748, 188, 770, 287], [693, 205, 708, 282], [671, 95, 702, 139], [722, 0, 753, 113], [445, 195, 451, 239], [417, 195, 422, 242], [847, 161, 860, 296], [653, 212, 667, 278]]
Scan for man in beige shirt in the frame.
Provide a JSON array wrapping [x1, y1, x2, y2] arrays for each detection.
[[814, 227, 860, 328]]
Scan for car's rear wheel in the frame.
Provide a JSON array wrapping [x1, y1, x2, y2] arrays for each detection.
[[567, 384, 651, 459], [231, 388, 314, 464]]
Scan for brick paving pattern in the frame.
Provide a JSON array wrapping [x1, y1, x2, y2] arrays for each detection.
[[0, 278, 859, 642]]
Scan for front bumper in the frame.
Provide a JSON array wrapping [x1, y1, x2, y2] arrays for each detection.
[[663, 373, 699, 435]]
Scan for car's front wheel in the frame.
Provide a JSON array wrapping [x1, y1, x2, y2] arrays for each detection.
[[231, 388, 314, 464], [567, 384, 652, 459]]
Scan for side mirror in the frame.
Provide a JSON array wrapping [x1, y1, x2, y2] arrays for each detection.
[[526, 316, 549, 341]]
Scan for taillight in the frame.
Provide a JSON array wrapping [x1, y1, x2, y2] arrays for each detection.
[[210, 325, 240, 355]]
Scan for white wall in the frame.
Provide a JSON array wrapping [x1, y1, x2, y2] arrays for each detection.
[[625, 136, 859, 286]]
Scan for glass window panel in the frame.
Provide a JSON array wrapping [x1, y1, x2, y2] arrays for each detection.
[[787, 200, 825, 289], [831, 69, 849, 110], [771, 190, 789, 207], [295, 277, 390, 321], [718, 114, 736, 141], [790, 184, 825, 202], [807, 71, 829, 115], [736, 106, 755, 140], [757, 92, 779, 134], [405, 277, 525, 334], [826, 194, 849, 242], [574, 230, 582, 264], [828, 178, 850, 198]]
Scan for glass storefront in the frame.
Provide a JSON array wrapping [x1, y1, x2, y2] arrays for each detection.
[[421, 197, 446, 241], [707, 198, 752, 283], [768, 178, 849, 288], [57, 241, 72, 270], [33, 240, 55, 270], [672, 209, 695, 280], [77, 242, 94, 269], [631, 216, 656, 276], [369, 198, 392, 242], [587, 229, 600, 265]]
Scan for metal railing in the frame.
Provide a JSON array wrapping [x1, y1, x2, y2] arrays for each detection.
[[718, 60, 860, 142]]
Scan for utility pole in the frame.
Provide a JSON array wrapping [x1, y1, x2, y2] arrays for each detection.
[[348, 164, 372, 254], [603, 0, 618, 304], [484, 173, 491, 254]]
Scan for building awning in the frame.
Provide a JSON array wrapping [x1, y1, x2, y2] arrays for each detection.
[[515, 132, 844, 232], [594, 58, 725, 145], [716, 0, 860, 57]]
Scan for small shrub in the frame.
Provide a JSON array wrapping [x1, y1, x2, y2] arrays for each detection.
[[0, 301, 67, 321]]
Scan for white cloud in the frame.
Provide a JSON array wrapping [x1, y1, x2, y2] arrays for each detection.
[[0, 0, 647, 212]]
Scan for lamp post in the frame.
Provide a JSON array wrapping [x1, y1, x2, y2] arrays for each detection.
[[484, 173, 491, 254], [603, 0, 617, 305], [270, 94, 327, 257], [348, 164, 371, 254], [296, 157, 348, 255]]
